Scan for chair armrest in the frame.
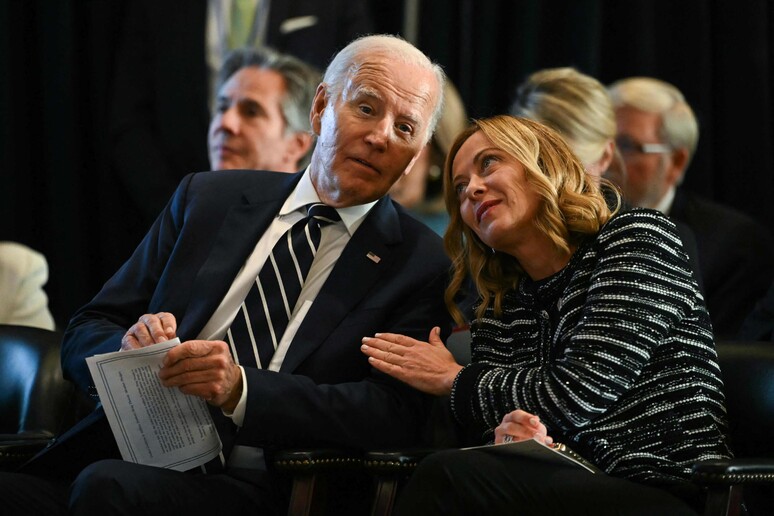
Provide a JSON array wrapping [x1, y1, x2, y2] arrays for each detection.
[[272, 449, 363, 472], [363, 448, 438, 475], [363, 449, 439, 516], [692, 458, 774, 485], [0, 433, 54, 471]]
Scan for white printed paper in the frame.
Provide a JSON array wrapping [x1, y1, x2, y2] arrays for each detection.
[[86, 338, 222, 471]]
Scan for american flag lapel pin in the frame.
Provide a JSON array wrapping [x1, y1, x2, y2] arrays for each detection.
[[366, 251, 381, 263]]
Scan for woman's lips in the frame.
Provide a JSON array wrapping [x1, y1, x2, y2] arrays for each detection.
[[476, 200, 500, 223]]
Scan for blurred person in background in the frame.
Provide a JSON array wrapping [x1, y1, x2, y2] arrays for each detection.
[[511, 67, 702, 290], [0, 242, 56, 330], [208, 46, 320, 173], [608, 77, 774, 338]]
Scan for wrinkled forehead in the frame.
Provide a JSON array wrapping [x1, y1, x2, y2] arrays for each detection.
[[343, 59, 438, 113]]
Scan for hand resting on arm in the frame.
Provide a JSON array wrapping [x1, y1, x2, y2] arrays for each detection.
[[361, 328, 553, 445], [361, 326, 463, 396]]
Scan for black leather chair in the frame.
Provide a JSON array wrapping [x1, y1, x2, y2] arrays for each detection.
[[691, 341, 774, 515], [0, 324, 94, 470]]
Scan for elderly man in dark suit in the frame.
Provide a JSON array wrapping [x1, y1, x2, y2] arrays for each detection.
[[608, 77, 774, 339], [1, 34, 450, 516]]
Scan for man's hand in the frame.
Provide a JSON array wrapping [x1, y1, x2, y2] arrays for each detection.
[[494, 409, 553, 446], [121, 312, 177, 350], [361, 327, 463, 396], [159, 340, 243, 412]]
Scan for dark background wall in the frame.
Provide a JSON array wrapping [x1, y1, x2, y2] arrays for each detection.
[[2, 0, 773, 327]]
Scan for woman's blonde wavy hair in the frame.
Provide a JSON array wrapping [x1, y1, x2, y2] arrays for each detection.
[[443, 115, 618, 325]]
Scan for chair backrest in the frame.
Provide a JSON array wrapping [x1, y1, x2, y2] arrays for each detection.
[[0, 324, 86, 436], [446, 327, 471, 365], [714, 341, 774, 458]]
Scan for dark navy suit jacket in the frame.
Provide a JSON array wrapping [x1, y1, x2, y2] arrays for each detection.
[[52, 170, 452, 473], [670, 187, 774, 339]]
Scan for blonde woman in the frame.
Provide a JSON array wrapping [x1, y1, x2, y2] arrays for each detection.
[[362, 115, 729, 514], [510, 67, 619, 183]]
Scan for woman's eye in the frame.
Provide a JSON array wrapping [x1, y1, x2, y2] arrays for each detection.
[[481, 156, 497, 169], [455, 182, 468, 195]]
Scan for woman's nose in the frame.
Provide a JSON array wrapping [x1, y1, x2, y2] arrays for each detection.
[[466, 174, 485, 198]]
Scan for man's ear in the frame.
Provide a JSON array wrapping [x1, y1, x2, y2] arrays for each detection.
[[667, 147, 690, 186], [284, 131, 314, 169], [401, 150, 424, 179], [310, 83, 328, 135]]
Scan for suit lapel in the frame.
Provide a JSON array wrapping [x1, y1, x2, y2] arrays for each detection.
[[178, 173, 302, 338], [280, 198, 402, 372]]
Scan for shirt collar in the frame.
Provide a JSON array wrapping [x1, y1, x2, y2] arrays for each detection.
[[655, 185, 676, 215], [280, 167, 378, 236]]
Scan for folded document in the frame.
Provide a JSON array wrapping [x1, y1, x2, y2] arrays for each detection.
[[86, 338, 222, 471]]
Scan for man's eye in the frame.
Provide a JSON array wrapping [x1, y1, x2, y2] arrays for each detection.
[[397, 122, 413, 135], [615, 137, 635, 153], [359, 105, 373, 115]]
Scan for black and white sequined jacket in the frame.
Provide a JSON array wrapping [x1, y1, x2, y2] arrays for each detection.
[[451, 208, 731, 484]]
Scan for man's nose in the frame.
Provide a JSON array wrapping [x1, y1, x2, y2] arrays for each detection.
[[364, 118, 390, 149], [219, 106, 240, 133]]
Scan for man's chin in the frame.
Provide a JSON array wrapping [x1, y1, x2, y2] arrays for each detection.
[[212, 158, 245, 171]]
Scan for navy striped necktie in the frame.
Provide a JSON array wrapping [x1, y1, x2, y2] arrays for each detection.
[[225, 203, 341, 369]]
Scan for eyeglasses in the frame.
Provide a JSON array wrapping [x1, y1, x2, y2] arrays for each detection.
[[616, 136, 672, 155]]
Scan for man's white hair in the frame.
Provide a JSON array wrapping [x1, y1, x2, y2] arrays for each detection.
[[322, 34, 446, 143]]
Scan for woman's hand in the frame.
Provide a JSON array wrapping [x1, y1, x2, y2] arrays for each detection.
[[494, 409, 553, 446], [121, 312, 177, 350], [361, 327, 463, 396]]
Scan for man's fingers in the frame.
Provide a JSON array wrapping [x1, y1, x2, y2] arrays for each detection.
[[165, 341, 206, 366], [129, 313, 177, 345], [156, 312, 177, 338], [121, 332, 140, 351], [164, 340, 228, 367]]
